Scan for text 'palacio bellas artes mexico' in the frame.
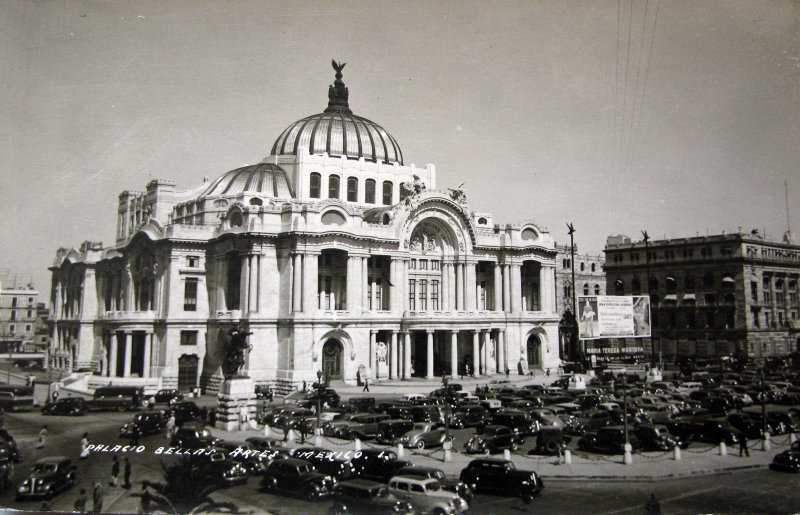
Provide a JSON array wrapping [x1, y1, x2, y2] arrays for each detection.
[[48, 61, 561, 395]]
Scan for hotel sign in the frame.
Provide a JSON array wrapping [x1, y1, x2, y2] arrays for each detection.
[[578, 295, 651, 340], [744, 244, 800, 264]]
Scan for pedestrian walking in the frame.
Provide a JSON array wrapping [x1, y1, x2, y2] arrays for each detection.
[[36, 425, 48, 449], [738, 432, 749, 457], [299, 418, 307, 444], [302, 380, 307, 393], [505, 368, 510, 379], [52, 390, 59, 402], [123, 457, 132, 488], [110, 455, 120, 487], [546, 368, 551, 377], [165, 413, 176, 439], [129, 424, 141, 447], [92, 481, 104, 513], [79, 432, 90, 459], [362, 378, 369, 392], [73, 488, 88, 513]]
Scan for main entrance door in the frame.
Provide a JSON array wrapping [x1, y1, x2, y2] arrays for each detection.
[[527, 334, 541, 368], [322, 339, 343, 380], [178, 355, 198, 391]]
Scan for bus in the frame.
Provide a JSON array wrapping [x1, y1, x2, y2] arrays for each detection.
[[0, 385, 35, 412]]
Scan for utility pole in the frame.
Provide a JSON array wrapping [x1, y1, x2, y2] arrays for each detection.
[[567, 223, 579, 364]]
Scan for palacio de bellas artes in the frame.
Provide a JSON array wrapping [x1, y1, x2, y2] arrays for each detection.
[[48, 62, 561, 403]]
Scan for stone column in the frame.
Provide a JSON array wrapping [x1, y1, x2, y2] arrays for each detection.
[[388, 259, 397, 311], [400, 259, 409, 313], [369, 331, 377, 378], [142, 332, 152, 378], [109, 332, 119, 377], [499, 329, 507, 373], [240, 254, 250, 312], [426, 330, 435, 379], [361, 257, 369, 312], [442, 264, 450, 311], [303, 253, 318, 313], [482, 331, 491, 375], [502, 264, 511, 313], [123, 331, 132, 378], [450, 331, 458, 376], [466, 262, 477, 311], [455, 264, 463, 310], [248, 254, 259, 313], [403, 332, 412, 379], [390, 332, 398, 379], [472, 331, 480, 377], [511, 264, 522, 313], [493, 263, 502, 311], [125, 265, 134, 311], [292, 253, 302, 312]]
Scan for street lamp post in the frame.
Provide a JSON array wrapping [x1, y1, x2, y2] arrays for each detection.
[[442, 375, 451, 442], [622, 373, 632, 465], [642, 230, 656, 367], [760, 367, 768, 442], [315, 370, 323, 435], [567, 223, 579, 364]]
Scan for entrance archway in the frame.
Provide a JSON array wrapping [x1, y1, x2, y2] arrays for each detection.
[[527, 334, 541, 368], [322, 339, 344, 380], [178, 354, 199, 391]]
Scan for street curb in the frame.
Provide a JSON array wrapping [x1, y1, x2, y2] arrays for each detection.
[[543, 463, 768, 481]]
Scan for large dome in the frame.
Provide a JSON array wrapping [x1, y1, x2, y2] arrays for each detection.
[[270, 61, 404, 165], [201, 163, 294, 198]]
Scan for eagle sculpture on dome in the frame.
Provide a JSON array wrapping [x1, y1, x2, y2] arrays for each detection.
[[331, 60, 346, 78]]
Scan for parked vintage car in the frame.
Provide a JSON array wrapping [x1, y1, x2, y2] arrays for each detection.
[[297, 452, 358, 482], [488, 410, 539, 436], [87, 386, 148, 412], [449, 405, 490, 429], [726, 413, 764, 439], [260, 458, 337, 501], [301, 388, 340, 408], [163, 451, 248, 490], [770, 439, 800, 472], [459, 458, 543, 500], [16, 456, 76, 500], [169, 401, 203, 425], [464, 425, 522, 454], [346, 413, 392, 440], [398, 422, 449, 450], [120, 411, 168, 438], [244, 436, 292, 460], [634, 423, 684, 451], [329, 479, 414, 515], [150, 389, 184, 405], [529, 427, 570, 455], [375, 419, 416, 445], [577, 426, 639, 454], [395, 465, 474, 502], [41, 398, 87, 416], [214, 441, 270, 476], [169, 424, 221, 449], [387, 475, 468, 515], [351, 449, 412, 483], [0, 429, 22, 463]]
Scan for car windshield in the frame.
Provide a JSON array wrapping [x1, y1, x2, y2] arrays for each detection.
[[33, 463, 58, 473], [414, 423, 429, 430], [426, 481, 441, 491], [375, 486, 389, 497]]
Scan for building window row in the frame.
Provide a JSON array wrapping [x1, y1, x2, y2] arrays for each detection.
[[309, 173, 394, 205]]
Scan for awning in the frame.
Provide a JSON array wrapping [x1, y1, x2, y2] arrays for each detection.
[[722, 276, 735, 283], [663, 294, 677, 301], [682, 293, 696, 301]]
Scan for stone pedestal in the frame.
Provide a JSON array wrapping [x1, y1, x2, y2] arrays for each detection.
[[376, 361, 388, 379], [566, 374, 587, 392], [646, 368, 663, 383], [216, 377, 257, 432]]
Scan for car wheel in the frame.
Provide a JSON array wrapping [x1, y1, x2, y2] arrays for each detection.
[[117, 404, 127, 413], [417, 440, 426, 450], [433, 508, 447, 515]]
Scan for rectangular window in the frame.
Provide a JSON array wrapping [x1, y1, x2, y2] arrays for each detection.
[[409, 259, 416, 270], [328, 175, 340, 199], [25, 324, 31, 332], [26, 310, 32, 318], [751, 307, 760, 328], [310, 173, 321, 199], [479, 281, 486, 310], [10, 311, 15, 321], [778, 312, 784, 327], [11, 297, 17, 307], [180, 330, 198, 346], [763, 277, 771, 303], [187, 256, 199, 267], [9, 325, 15, 334], [365, 179, 376, 204], [431, 260, 440, 271], [382, 181, 393, 205], [751, 282, 758, 303], [431, 280, 440, 310], [419, 280, 428, 310], [408, 280, 416, 310], [347, 177, 358, 202], [183, 278, 198, 311], [419, 260, 428, 270], [28, 297, 33, 304]]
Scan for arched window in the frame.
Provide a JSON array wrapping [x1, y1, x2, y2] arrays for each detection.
[[594, 284, 601, 295], [665, 276, 677, 292], [591, 263, 596, 272], [615, 279, 624, 295], [328, 175, 340, 199], [346, 177, 358, 202], [382, 181, 393, 205], [478, 217, 488, 225], [580, 262, 585, 272], [310, 173, 321, 199], [583, 283, 589, 295], [365, 179, 376, 204]]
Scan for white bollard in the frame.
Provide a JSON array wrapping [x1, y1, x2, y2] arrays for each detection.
[[355, 438, 362, 452], [623, 443, 633, 465], [397, 444, 404, 458], [789, 432, 796, 445], [673, 446, 681, 461], [314, 434, 322, 447], [762, 437, 771, 452], [564, 449, 572, 465], [444, 449, 452, 462], [287, 429, 295, 443], [503, 449, 511, 460], [263, 425, 271, 437], [719, 441, 727, 456]]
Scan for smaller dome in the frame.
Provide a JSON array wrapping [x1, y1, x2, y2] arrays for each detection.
[[201, 163, 294, 198]]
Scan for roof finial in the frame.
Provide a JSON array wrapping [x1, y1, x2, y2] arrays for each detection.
[[326, 59, 351, 113]]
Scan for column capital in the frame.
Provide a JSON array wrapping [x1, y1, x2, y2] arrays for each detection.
[[370, 329, 378, 335], [450, 329, 459, 334], [426, 329, 435, 334]]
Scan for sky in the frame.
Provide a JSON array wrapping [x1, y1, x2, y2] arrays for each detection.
[[1, 0, 798, 293]]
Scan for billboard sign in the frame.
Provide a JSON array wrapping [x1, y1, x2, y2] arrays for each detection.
[[577, 295, 651, 339]]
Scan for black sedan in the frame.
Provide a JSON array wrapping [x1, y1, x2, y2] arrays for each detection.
[[16, 456, 76, 500], [459, 458, 543, 500], [770, 439, 800, 472], [41, 398, 87, 416], [577, 426, 639, 454]]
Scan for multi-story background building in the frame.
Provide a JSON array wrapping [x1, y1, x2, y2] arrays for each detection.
[[554, 244, 605, 361], [0, 284, 39, 354], [604, 230, 800, 362], [48, 65, 561, 393]]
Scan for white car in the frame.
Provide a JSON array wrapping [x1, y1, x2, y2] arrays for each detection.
[[401, 393, 428, 402]]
